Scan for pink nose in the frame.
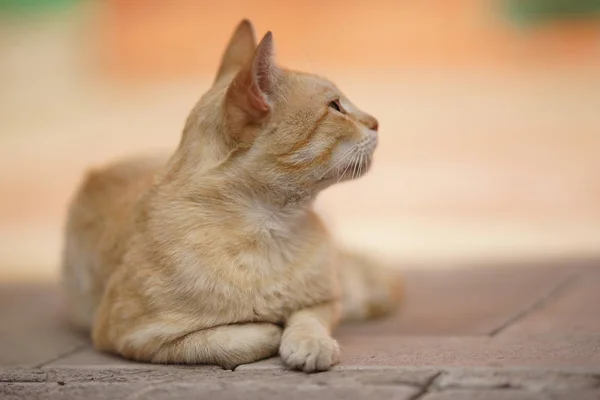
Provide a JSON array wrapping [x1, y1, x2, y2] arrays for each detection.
[[370, 119, 379, 132], [364, 116, 378, 132]]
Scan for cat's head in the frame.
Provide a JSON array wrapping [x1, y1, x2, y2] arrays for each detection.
[[182, 20, 378, 196]]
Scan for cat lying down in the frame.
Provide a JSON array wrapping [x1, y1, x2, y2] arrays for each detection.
[[61, 20, 402, 373]]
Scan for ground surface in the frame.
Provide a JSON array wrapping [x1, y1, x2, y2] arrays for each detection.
[[2, 261, 599, 399]]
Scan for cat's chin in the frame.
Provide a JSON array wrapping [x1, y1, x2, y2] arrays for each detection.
[[334, 158, 373, 183]]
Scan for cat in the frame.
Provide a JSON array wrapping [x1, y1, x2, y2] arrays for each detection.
[[61, 20, 402, 373]]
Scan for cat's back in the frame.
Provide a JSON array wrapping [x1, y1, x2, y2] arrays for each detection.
[[62, 154, 166, 331]]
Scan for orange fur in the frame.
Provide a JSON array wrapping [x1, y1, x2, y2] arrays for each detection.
[[61, 20, 402, 372]]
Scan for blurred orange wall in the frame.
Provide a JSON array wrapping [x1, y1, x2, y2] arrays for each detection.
[[97, 0, 600, 79]]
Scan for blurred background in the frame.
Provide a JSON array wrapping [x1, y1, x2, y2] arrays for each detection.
[[1, 0, 599, 282]]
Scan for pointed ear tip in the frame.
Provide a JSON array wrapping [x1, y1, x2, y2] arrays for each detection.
[[238, 19, 253, 29], [259, 31, 274, 47], [235, 19, 255, 35]]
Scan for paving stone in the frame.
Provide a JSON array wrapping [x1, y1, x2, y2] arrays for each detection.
[[45, 366, 225, 383], [503, 270, 600, 336], [0, 284, 87, 367], [0, 380, 420, 400], [2, 369, 598, 400], [237, 359, 440, 384], [45, 346, 142, 367], [433, 368, 600, 391], [421, 389, 600, 400], [337, 265, 574, 337], [43, 367, 431, 387], [0, 369, 48, 382], [337, 335, 600, 370], [2, 366, 294, 384], [0, 382, 146, 400], [133, 381, 420, 400], [240, 368, 439, 388], [233, 333, 600, 371]]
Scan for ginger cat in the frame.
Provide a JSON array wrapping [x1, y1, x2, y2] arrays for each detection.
[[62, 20, 401, 372]]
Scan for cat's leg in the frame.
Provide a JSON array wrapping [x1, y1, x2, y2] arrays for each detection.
[[98, 322, 282, 370], [151, 323, 282, 369], [338, 250, 403, 322], [279, 301, 341, 372]]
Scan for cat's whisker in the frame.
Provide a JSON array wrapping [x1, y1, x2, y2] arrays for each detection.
[[336, 150, 357, 184], [360, 151, 365, 178], [358, 152, 364, 179], [348, 151, 360, 180], [356, 151, 362, 180], [336, 159, 350, 184], [360, 152, 364, 177], [328, 147, 356, 175], [320, 144, 358, 179], [334, 152, 354, 179]]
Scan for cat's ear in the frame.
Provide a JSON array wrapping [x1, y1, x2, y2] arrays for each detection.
[[214, 19, 257, 84], [226, 31, 278, 124]]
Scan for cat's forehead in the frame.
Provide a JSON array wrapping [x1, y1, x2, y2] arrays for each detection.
[[284, 70, 339, 97]]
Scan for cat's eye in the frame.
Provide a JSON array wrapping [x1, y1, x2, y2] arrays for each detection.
[[328, 99, 342, 113]]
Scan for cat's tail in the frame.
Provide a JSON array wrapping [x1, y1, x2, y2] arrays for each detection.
[[338, 249, 404, 322]]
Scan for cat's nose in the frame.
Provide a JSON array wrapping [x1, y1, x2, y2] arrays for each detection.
[[363, 115, 378, 132], [370, 119, 379, 132]]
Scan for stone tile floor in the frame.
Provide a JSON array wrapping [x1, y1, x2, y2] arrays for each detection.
[[1, 260, 600, 399]]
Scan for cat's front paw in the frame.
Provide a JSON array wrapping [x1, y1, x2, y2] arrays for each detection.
[[279, 332, 340, 372]]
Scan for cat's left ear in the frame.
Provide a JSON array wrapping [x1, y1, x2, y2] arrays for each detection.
[[214, 20, 257, 84], [226, 32, 279, 126]]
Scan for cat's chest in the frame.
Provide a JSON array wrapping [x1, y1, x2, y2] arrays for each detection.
[[228, 246, 337, 321], [175, 234, 337, 322]]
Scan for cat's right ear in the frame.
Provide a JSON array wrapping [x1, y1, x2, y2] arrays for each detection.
[[226, 32, 278, 130], [214, 20, 257, 84]]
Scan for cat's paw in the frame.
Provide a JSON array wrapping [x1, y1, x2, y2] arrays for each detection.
[[279, 332, 340, 372]]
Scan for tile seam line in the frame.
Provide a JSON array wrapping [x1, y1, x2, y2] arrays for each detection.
[[487, 272, 580, 337], [407, 371, 443, 400], [33, 344, 89, 369]]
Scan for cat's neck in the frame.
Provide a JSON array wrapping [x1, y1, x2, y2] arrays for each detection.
[[170, 157, 316, 228], [230, 164, 317, 217]]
